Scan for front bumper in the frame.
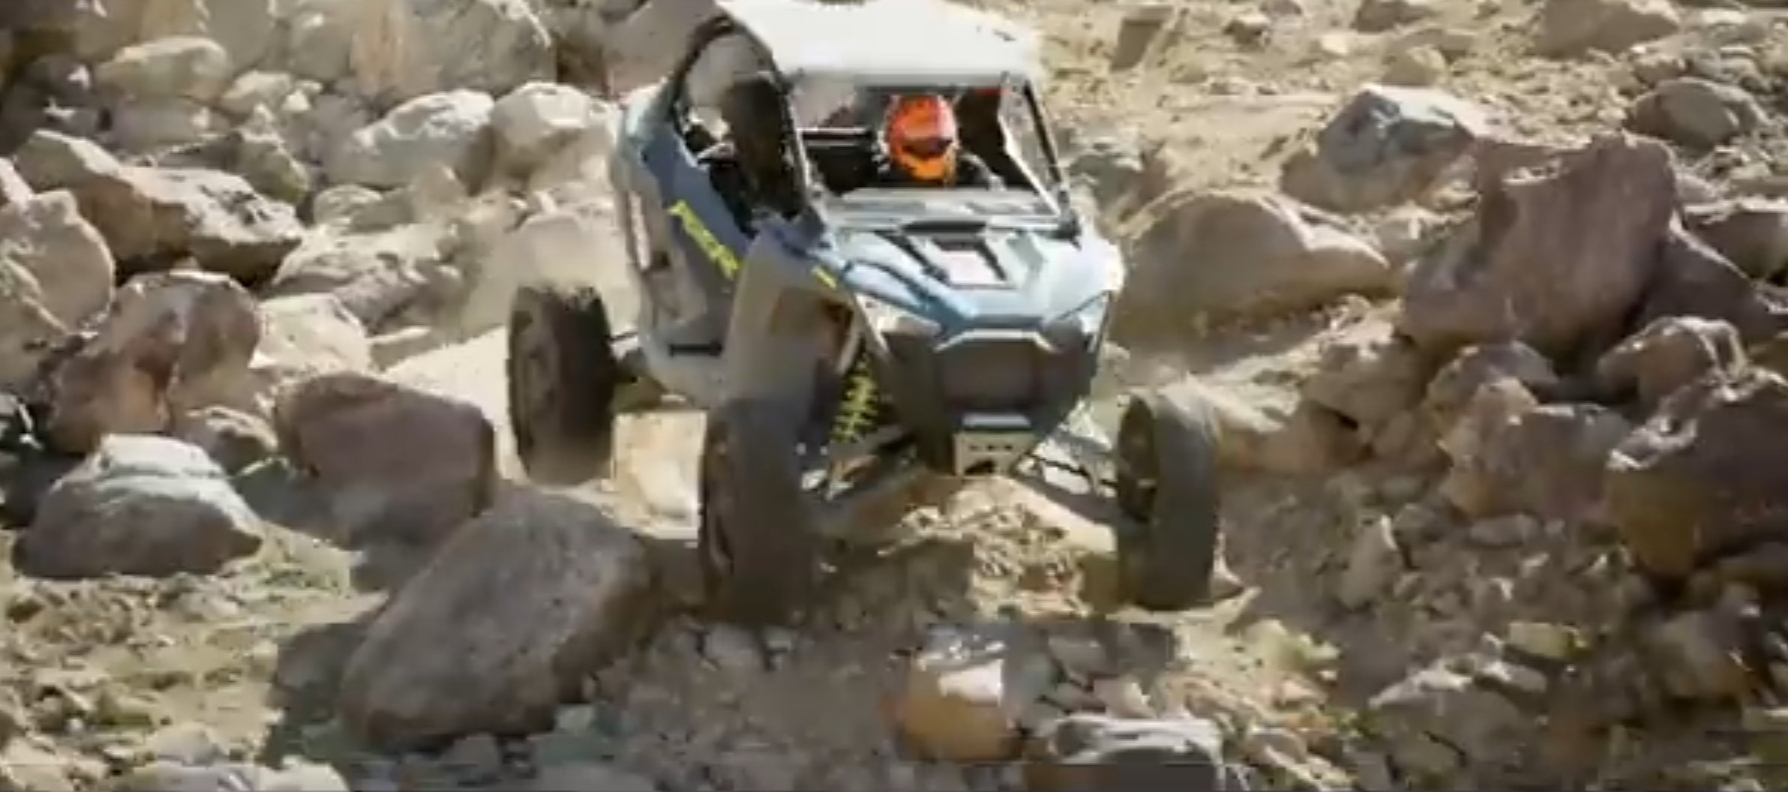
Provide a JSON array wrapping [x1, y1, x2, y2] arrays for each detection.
[[879, 327, 1098, 476]]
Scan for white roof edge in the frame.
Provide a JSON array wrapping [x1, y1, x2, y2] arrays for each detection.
[[715, 0, 1044, 83]]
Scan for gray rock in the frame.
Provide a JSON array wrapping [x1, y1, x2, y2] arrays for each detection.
[[18, 435, 263, 579]]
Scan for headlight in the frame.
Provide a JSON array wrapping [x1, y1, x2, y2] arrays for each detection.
[[1041, 292, 1112, 351], [857, 293, 940, 336], [1051, 292, 1112, 338]]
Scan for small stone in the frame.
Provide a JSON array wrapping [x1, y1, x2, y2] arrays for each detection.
[[440, 733, 504, 780], [141, 721, 225, 764], [1337, 515, 1402, 608], [1224, 11, 1272, 46], [1506, 621, 1580, 660], [1384, 45, 1448, 86], [553, 705, 596, 733], [1475, 658, 1549, 696], [1467, 514, 1538, 547], [890, 623, 1056, 762], [700, 625, 767, 674], [1091, 676, 1154, 718]]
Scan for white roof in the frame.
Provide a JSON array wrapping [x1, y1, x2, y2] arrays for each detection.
[[715, 0, 1043, 84]]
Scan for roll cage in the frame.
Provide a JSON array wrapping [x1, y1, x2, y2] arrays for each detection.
[[651, 11, 1083, 232]]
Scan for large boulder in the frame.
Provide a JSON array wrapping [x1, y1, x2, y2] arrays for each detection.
[[1533, 0, 1681, 59], [325, 90, 496, 189], [1439, 391, 1632, 521], [93, 35, 233, 103], [1635, 225, 1788, 347], [255, 294, 374, 378], [11, 129, 125, 193], [26, 150, 306, 284], [336, 488, 652, 751], [334, 0, 554, 102], [172, 405, 279, 474], [1113, 190, 1393, 352], [460, 206, 635, 334], [1595, 316, 1745, 411], [1626, 77, 1768, 151], [1301, 317, 1433, 432], [273, 372, 495, 547], [489, 81, 609, 180], [1279, 85, 1488, 214], [0, 191, 116, 390], [232, 293, 374, 420], [0, 190, 115, 326], [63, 0, 277, 70], [108, 98, 228, 153], [1399, 134, 1677, 362], [1683, 198, 1788, 282], [1422, 340, 1560, 433], [157, 109, 314, 204], [16, 434, 262, 579], [0, 264, 68, 394], [266, 225, 453, 332], [1167, 376, 1367, 474], [44, 271, 261, 455], [1606, 367, 1788, 580]]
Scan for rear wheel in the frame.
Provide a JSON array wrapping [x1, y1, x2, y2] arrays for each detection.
[[1113, 388, 1222, 611], [698, 399, 823, 627], [506, 284, 620, 486]]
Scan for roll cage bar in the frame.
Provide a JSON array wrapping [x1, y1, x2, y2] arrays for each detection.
[[658, 14, 1084, 233]]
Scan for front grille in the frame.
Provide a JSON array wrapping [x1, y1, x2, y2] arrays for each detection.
[[937, 337, 1045, 414]]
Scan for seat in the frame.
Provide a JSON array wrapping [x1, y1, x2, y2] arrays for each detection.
[[802, 129, 878, 195], [698, 142, 756, 231]]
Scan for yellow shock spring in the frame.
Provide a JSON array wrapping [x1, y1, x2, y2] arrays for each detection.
[[830, 354, 880, 446]]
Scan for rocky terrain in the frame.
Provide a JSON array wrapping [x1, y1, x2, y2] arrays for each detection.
[[3, 0, 1788, 789]]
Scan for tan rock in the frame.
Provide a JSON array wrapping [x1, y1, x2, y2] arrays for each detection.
[[273, 371, 495, 547], [337, 487, 651, 750], [890, 623, 1057, 762], [1400, 135, 1677, 360], [44, 271, 260, 455]]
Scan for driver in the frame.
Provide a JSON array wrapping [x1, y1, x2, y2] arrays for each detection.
[[873, 93, 1000, 189]]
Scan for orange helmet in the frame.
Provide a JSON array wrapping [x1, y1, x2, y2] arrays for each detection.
[[883, 94, 960, 183]]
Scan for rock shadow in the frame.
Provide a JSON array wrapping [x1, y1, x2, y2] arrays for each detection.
[[258, 613, 378, 776], [232, 459, 461, 594], [0, 446, 83, 527]]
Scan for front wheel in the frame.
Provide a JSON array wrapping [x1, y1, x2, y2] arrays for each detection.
[[506, 284, 620, 486], [1113, 389, 1222, 611], [697, 399, 823, 627]]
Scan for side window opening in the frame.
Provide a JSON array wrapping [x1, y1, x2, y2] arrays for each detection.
[[671, 29, 772, 153]]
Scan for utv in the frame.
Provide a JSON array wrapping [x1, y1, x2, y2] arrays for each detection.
[[506, 0, 1222, 626]]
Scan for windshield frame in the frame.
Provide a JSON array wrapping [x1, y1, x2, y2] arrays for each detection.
[[780, 79, 1078, 227]]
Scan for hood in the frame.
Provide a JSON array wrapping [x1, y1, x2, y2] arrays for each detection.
[[828, 223, 1122, 331]]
